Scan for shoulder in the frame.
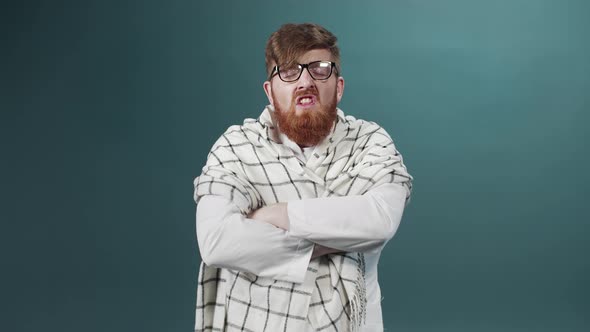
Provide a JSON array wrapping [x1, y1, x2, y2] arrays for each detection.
[[336, 110, 393, 146], [209, 119, 266, 150], [209, 106, 276, 151], [209, 118, 268, 160]]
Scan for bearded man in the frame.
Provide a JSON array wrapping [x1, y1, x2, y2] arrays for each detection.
[[193, 23, 413, 332]]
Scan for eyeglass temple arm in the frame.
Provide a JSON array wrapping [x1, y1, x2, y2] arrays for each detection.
[[268, 66, 278, 81]]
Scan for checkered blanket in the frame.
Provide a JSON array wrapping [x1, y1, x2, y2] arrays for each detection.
[[194, 106, 412, 331]]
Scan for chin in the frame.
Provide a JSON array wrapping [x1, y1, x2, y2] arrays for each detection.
[[275, 105, 337, 147]]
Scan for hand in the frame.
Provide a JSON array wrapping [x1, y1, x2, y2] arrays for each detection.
[[247, 203, 289, 230]]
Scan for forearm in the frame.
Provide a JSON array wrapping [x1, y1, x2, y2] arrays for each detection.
[[196, 195, 314, 283], [251, 183, 407, 253], [288, 183, 407, 252], [248, 203, 343, 259]]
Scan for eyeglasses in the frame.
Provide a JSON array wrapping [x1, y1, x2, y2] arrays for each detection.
[[269, 61, 338, 82]]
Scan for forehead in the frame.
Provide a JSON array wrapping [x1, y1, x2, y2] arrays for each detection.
[[295, 49, 334, 64]]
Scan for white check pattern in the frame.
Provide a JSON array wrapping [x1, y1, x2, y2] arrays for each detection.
[[194, 106, 412, 331]]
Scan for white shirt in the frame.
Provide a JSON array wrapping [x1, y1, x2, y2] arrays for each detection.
[[196, 132, 407, 331]]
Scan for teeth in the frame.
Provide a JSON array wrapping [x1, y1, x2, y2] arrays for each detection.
[[300, 97, 312, 104]]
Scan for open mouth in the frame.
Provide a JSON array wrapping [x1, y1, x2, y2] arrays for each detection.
[[296, 95, 317, 106]]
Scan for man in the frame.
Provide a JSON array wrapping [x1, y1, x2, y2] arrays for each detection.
[[194, 23, 412, 332]]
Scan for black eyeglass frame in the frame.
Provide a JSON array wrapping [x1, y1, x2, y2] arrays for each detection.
[[269, 61, 339, 82]]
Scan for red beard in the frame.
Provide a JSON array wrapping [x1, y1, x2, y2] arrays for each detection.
[[273, 88, 338, 147]]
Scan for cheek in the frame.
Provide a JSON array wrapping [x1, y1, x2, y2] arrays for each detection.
[[321, 86, 337, 101], [276, 89, 294, 106]]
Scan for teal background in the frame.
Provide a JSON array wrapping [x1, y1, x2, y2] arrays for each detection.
[[2, 0, 589, 331]]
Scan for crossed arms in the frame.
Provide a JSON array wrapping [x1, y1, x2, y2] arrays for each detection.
[[196, 182, 407, 283]]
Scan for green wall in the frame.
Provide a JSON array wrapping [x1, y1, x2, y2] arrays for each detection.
[[3, 0, 588, 331]]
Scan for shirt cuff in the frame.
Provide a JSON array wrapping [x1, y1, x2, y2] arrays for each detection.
[[281, 238, 314, 284], [287, 199, 310, 239]]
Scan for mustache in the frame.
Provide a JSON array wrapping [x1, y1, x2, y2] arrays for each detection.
[[292, 88, 319, 101]]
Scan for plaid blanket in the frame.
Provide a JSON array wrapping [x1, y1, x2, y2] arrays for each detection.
[[194, 106, 412, 331]]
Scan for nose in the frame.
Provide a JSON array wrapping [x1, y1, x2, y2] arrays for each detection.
[[296, 67, 316, 90]]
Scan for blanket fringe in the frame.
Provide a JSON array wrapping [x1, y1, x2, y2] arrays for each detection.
[[350, 252, 367, 332]]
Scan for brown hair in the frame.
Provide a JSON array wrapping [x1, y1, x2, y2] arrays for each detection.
[[265, 23, 341, 78]]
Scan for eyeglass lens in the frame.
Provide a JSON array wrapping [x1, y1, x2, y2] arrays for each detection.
[[279, 61, 333, 82]]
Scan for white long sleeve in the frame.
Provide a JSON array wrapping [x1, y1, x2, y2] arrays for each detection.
[[196, 182, 405, 283], [287, 182, 407, 253], [196, 195, 314, 283]]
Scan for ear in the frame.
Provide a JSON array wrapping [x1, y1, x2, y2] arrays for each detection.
[[263, 81, 274, 106], [336, 76, 345, 103]]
